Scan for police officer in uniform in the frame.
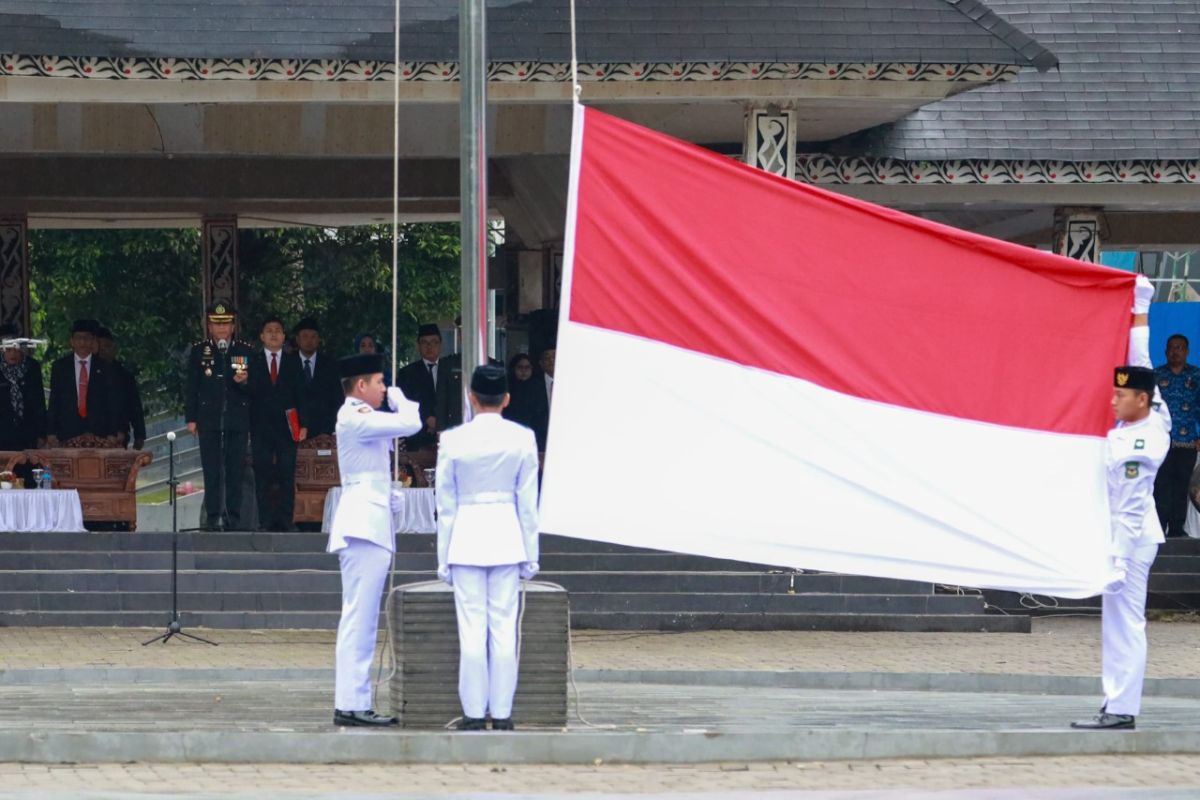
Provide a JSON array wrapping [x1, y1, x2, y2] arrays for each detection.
[[1073, 275, 1169, 730], [329, 352, 422, 727], [436, 364, 540, 731], [185, 303, 254, 531]]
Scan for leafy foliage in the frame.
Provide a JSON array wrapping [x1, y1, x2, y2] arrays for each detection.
[[29, 224, 461, 414]]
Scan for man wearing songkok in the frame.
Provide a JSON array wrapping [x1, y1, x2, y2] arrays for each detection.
[[1072, 275, 1169, 731], [329, 352, 422, 727], [436, 364, 541, 731]]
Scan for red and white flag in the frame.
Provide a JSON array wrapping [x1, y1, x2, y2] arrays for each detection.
[[539, 106, 1138, 599]]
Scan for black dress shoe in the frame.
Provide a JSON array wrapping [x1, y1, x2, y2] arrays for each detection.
[[1071, 712, 1135, 730], [456, 716, 487, 731], [334, 709, 399, 727], [491, 717, 514, 731]]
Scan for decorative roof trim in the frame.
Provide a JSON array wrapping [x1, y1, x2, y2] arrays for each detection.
[[0, 55, 1021, 83], [798, 155, 1200, 185]]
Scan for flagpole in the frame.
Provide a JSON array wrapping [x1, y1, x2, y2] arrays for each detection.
[[459, 0, 488, 414]]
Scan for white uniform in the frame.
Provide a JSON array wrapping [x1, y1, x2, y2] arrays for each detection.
[[436, 413, 540, 720], [329, 388, 421, 712], [1101, 326, 1170, 716]]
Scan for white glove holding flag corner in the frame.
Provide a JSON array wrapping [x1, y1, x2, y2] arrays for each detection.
[[389, 489, 405, 514], [1102, 558, 1128, 595], [1133, 275, 1154, 315], [518, 562, 539, 580], [437, 565, 453, 586]]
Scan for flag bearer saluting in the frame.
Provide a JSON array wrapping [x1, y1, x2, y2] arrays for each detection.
[[437, 364, 541, 731], [1073, 275, 1169, 731], [330, 352, 422, 727]]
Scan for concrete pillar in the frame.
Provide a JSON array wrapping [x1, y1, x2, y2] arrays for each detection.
[[0, 216, 31, 335], [744, 106, 796, 179], [1053, 207, 1102, 263], [202, 216, 239, 322]]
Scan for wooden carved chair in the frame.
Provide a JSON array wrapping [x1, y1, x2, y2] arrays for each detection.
[[27, 435, 153, 530], [293, 433, 340, 525]]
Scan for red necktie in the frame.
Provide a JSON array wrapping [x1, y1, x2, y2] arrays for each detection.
[[78, 359, 89, 418], [270, 352, 278, 385]]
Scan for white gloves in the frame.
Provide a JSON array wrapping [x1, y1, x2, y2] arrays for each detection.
[[437, 565, 453, 586], [1133, 274, 1154, 314], [1103, 558, 1129, 595], [519, 561, 539, 581], [389, 489, 405, 514], [385, 386, 408, 412]]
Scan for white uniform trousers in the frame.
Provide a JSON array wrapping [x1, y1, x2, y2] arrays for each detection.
[[1101, 543, 1158, 716], [451, 564, 521, 719], [334, 537, 391, 712]]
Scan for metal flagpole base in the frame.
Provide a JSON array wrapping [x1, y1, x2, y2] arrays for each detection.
[[141, 619, 219, 647]]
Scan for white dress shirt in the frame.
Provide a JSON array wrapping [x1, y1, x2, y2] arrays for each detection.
[[74, 353, 93, 400]]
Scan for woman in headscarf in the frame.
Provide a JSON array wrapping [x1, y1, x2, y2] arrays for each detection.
[[501, 352, 548, 451], [353, 333, 392, 386], [0, 324, 47, 486]]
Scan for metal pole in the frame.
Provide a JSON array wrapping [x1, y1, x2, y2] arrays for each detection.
[[459, 0, 488, 418]]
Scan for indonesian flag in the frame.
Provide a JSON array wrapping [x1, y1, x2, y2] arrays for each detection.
[[539, 106, 1137, 599]]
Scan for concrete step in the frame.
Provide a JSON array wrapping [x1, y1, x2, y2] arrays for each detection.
[[567, 612, 1030, 633], [0, 570, 934, 595], [0, 609, 1027, 632], [0, 590, 984, 615]]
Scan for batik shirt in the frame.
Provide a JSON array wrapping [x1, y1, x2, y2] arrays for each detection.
[[1153, 363, 1200, 443]]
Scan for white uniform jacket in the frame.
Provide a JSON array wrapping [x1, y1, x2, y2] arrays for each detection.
[[436, 413, 540, 570], [327, 389, 422, 554], [1107, 326, 1171, 560]]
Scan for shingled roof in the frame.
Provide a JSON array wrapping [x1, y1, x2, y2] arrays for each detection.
[[855, 0, 1200, 161], [0, 0, 1054, 67]]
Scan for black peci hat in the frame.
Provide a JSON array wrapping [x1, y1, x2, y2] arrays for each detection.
[[1114, 366, 1156, 393], [417, 323, 441, 339], [338, 352, 385, 379], [294, 317, 319, 334], [70, 319, 99, 335], [470, 364, 508, 396]]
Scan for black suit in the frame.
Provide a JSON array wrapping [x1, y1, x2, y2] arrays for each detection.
[[297, 351, 342, 437], [503, 375, 550, 451], [397, 358, 440, 449], [247, 349, 306, 530], [185, 339, 254, 529], [0, 355, 47, 450], [48, 353, 122, 441], [433, 354, 464, 432], [108, 359, 146, 447]]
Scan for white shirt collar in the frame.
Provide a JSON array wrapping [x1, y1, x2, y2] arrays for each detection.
[[264, 347, 282, 360], [301, 352, 317, 365]]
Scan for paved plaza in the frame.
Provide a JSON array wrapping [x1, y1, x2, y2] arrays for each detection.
[[0, 618, 1197, 796]]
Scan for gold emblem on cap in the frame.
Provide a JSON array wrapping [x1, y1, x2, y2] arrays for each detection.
[[215, 303, 226, 315], [1117, 371, 1130, 387]]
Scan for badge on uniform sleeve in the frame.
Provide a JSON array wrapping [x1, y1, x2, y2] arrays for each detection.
[[1134, 439, 1145, 450], [1125, 461, 1140, 479], [358, 406, 372, 414]]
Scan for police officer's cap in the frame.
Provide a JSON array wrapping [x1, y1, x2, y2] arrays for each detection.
[[1115, 366, 1155, 393], [206, 302, 236, 323], [339, 352, 385, 379], [417, 323, 441, 340], [294, 317, 319, 334], [70, 319, 99, 335], [470, 364, 508, 396]]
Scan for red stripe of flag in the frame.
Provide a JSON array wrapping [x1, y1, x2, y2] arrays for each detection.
[[568, 107, 1134, 437]]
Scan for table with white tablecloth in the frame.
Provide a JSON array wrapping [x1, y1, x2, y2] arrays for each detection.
[[321, 485, 436, 534], [0, 489, 87, 532]]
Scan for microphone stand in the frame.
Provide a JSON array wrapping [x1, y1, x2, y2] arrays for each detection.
[[143, 431, 217, 646]]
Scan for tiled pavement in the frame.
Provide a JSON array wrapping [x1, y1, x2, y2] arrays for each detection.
[[1, 617, 1197, 676]]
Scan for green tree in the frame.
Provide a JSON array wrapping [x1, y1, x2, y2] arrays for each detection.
[[30, 228, 202, 414], [28, 224, 462, 415]]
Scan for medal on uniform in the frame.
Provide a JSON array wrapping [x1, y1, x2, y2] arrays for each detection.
[[1125, 462, 1139, 479], [205, 368, 212, 377]]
